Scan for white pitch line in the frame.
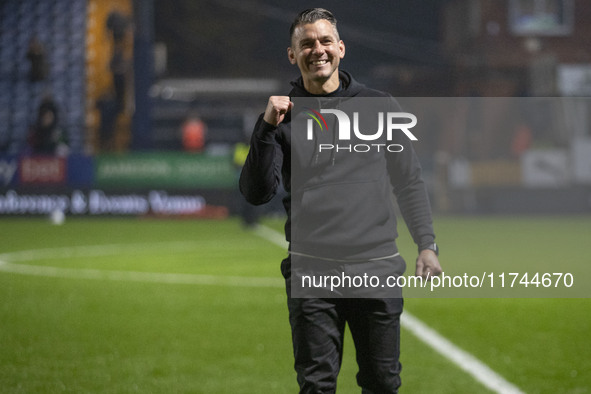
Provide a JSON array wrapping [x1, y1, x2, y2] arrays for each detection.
[[0, 223, 526, 393], [401, 312, 525, 394], [0, 241, 283, 288], [0, 259, 282, 287], [253, 224, 289, 249], [253, 224, 525, 394]]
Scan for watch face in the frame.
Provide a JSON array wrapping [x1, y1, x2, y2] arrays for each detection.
[[420, 243, 439, 256], [429, 243, 439, 256]]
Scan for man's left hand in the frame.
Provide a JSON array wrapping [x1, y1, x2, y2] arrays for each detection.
[[415, 250, 442, 280]]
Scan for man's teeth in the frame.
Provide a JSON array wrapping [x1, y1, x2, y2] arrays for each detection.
[[312, 60, 327, 65]]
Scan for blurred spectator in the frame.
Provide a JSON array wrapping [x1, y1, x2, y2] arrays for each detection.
[[26, 36, 48, 82], [106, 10, 132, 114], [28, 95, 69, 156], [110, 49, 128, 112], [511, 124, 533, 157], [106, 10, 131, 45], [233, 138, 260, 227], [96, 92, 120, 151], [181, 115, 207, 152]]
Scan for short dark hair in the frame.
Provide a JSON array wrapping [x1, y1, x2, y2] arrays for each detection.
[[289, 8, 338, 41]]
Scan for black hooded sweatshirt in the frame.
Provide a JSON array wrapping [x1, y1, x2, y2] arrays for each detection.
[[239, 70, 434, 261]]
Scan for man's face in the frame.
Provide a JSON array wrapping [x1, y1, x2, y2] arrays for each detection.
[[288, 19, 345, 91]]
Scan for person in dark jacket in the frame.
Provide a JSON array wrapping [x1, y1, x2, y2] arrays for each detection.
[[240, 8, 442, 393], [28, 95, 68, 155]]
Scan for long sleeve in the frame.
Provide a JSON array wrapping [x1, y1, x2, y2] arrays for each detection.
[[387, 140, 435, 251], [239, 115, 284, 205]]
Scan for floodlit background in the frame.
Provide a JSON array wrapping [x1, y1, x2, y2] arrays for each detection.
[[0, 0, 590, 393]]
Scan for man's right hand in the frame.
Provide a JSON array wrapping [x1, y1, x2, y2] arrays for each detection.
[[263, 96, 293, 126]]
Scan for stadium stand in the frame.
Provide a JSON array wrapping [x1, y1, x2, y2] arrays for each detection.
[[0, 0, 87, 154]]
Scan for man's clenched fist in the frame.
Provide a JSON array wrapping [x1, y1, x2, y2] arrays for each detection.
[[263, 96, 294, 126]]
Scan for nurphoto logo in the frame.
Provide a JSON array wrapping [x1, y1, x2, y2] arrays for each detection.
[[304, 107, 418, 153]]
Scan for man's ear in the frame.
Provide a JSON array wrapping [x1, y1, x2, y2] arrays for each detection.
[[339, 40, 346, 59], [287, 47, 296, 65]]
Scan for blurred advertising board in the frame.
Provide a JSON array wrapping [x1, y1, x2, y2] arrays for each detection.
[[19, 157, 66, 185], [1, 155, 94, 189], [0, 152, 235, 191], [95, 152, 235, 189], [0, 152, 235, 217], [0, 156, 18, 188], [0, 189, 209, 216]]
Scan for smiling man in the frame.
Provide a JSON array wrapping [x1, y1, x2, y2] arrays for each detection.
[[287, 12, 344, 94], [240, 8, 442, 393]]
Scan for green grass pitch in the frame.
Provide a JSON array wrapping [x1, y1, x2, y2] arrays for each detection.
[[0, 215, 589, 393]]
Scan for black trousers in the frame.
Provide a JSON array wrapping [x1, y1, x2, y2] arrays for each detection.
[[282, 258, 403, 394]]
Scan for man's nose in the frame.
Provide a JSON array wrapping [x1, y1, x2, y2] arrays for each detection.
[[311, 40, 324, 54]]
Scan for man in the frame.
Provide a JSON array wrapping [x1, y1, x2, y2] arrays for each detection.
[[240, 8, 442, 393]]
